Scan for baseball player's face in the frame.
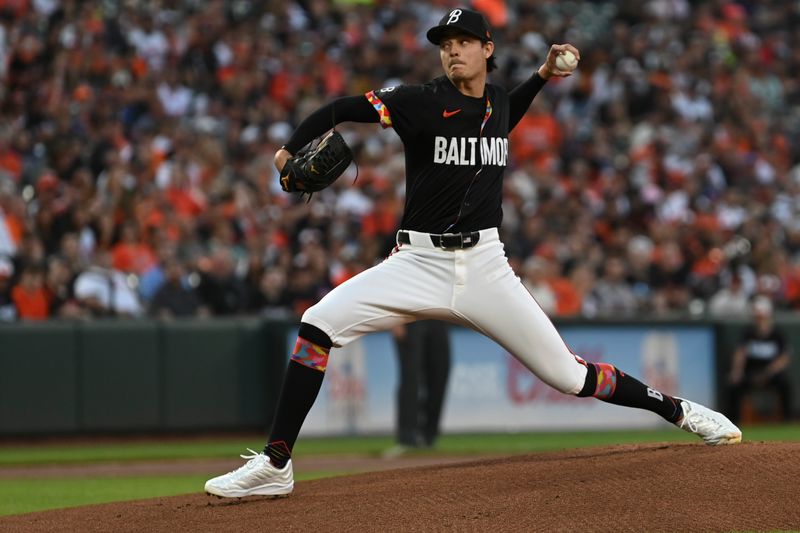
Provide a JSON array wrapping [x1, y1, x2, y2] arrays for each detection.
[[439, 33, 493, 83]]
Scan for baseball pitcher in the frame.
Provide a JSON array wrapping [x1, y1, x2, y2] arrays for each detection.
[[206, 7, 741, 499]]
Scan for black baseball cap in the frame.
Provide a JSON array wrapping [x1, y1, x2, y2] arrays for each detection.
[[426, 8, 493, 45]]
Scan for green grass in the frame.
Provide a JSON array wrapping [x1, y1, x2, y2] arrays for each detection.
[[1, 424, 799, 466], [0, 424, 798, 517], [0, 471, 343, 517], [0, 475, 210, 516]]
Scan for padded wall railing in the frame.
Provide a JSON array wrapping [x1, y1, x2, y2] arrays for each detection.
[[0, 318, 293, 435], [1, 316, 798, 435]]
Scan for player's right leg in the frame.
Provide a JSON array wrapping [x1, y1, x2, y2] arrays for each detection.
[[451, 234, 741, 445], [206, 245, 456, 498]]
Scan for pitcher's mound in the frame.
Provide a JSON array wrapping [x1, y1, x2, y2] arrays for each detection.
[[3, 442, 799, 532]]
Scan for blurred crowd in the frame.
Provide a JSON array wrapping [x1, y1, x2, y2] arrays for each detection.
[[1, 0, 800, 321]]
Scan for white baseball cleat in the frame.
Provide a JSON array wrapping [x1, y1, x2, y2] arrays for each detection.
[[675, 398, 742, 445], [205, 449, 294, 498]]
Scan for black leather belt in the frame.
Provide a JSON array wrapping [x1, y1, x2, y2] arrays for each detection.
[[397, 230, 480, 249]]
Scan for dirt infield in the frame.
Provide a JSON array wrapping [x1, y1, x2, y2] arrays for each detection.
[[3, 442, 799, 532]]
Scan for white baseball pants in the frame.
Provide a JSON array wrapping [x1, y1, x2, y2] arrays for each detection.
[[302, 228, 588, 395]]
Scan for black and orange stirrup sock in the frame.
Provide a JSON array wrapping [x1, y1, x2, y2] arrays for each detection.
[[577, 362, 683, 423], [264, 323, 332, 468]]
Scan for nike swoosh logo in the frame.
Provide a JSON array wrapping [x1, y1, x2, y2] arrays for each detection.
[[443, 109, 462, 118]]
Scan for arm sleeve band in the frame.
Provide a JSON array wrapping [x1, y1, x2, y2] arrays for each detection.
[[508, 72, 548, 132], [284, 96, 378, 154]]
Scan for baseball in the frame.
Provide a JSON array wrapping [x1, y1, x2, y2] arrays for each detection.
[[555, 50, 578, 72]]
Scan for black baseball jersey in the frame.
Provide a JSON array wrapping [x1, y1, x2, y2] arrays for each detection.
[[740, 326, 787, 363], [366, 76, 509, 233]]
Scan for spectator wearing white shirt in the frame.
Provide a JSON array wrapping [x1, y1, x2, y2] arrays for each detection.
[[521, 256, 557, 316], [127, 15, 170, 72], [157, 71, 193, 117], [708, 275, 750, 317], [594, 256, 639, 317], [74, 250, 143, 318]]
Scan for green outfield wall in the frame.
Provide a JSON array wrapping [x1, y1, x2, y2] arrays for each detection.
[[0, 318, 293, 435], [0, 317, 797, 435]]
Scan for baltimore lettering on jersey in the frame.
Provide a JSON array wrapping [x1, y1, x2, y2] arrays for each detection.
[[433, 136, 509, 166], [364, 77, 511, 231]]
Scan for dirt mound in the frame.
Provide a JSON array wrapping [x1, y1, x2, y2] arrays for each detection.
[[3, 442, 799, 533]]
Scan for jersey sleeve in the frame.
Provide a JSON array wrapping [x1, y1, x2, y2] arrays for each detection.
[[364, 84, 427, 138]]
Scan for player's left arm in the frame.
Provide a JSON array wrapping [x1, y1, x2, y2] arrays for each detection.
[[508, 44, 581, 131]]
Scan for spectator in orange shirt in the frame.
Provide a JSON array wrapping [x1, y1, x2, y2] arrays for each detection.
[[11, 264, 51, 321], [111, 220, 157, 275], [164, 167, 206, 219], [550, 266, 582, 317], [509, 98, 562, 168], [0, 136, 23, 183]]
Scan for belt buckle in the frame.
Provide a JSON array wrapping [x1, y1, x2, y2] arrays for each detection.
[[439, 232, 469, 249]]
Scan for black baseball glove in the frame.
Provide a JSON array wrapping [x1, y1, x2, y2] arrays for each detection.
[[279, 130, 353, 199]]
